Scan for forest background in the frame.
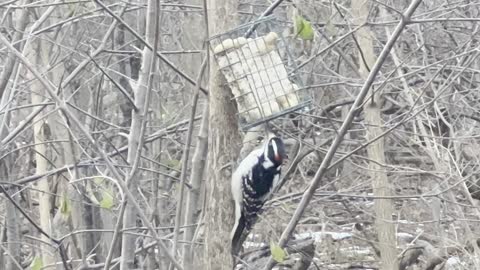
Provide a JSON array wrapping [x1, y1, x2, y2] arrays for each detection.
[[0, 0, 480, 269]]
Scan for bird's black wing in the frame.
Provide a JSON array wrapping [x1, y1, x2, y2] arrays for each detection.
[[231, 172, 268, 255]]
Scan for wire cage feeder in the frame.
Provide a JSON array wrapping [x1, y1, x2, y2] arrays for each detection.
[[209, 16, 311, 130]]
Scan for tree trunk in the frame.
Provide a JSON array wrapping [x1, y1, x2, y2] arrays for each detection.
[[204, 0, 240, 269], [2, 159, 21, 270], [50, 107, 87, 265], [0, 2, 30, 269], [27, 39, 56, 267], [183, 105, 209, 268], [352, 1, 398, 269], [0, 0, 30, 98], [120, 0, 158, 268]]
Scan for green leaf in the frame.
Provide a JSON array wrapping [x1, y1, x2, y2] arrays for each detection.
[[167, 159, 181, 170], [270, 243, 286, 263], [294, 15, 305, 36], [31, 256, 43, 270], [100, 190, 114, 209], [86, 183, 100, 205], [94, 177, 104, 185], [294, 15, 314, 40], [59, 195, 71, 216]]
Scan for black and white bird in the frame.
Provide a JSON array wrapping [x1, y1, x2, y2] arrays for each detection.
[[231, 134, 287, 255]]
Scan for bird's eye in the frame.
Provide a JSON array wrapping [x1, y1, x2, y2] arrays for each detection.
[[257, 136, 264, 143]]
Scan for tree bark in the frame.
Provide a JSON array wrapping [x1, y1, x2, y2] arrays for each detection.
[[120, 0, 158, 268], [27, 38, 56, 268], [0, 2, 30, 269], [2, 159, 21, 270], [352, 1, 398, 269], [204, 0, 240, 269], [0, 0, 30, 99], [183, 105, 209, 267]]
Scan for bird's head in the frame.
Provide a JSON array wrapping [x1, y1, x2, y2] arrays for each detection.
[[263, 135, 287, 166]]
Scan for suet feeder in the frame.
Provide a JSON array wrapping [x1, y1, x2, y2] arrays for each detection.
[[209, 16, 311, 130]]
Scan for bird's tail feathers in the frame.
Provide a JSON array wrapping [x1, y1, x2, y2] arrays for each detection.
[[231, 214, 249, 256]]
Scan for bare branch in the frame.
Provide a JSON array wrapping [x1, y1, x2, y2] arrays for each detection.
[[262, 1, 424, 268]]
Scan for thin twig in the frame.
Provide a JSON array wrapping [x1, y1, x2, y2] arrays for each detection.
[[244, 0, 285, 38], [171, 58, 208, 268], [88, 55, 138, 111], [0, 30, 184, 270], [92, 0, 208, 95], [0, 185, 71, 269], [1, 4, 127, 149], [14, 116, 199, 185]]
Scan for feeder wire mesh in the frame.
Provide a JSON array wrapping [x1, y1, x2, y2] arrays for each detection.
[[209, 16, 311, 130]]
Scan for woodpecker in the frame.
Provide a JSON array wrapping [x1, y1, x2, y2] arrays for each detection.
[[231, 134, 287, 255]]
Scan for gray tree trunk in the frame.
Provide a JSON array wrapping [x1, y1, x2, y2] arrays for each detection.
[[0, 2, 30, 269], [26, 37, 57, 268], [352, 1, 398, 269], [2, 159, 21, 270], [183, 105, 209, 268], [203, 1, 241, 269], [120, 0, 158, 268]]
